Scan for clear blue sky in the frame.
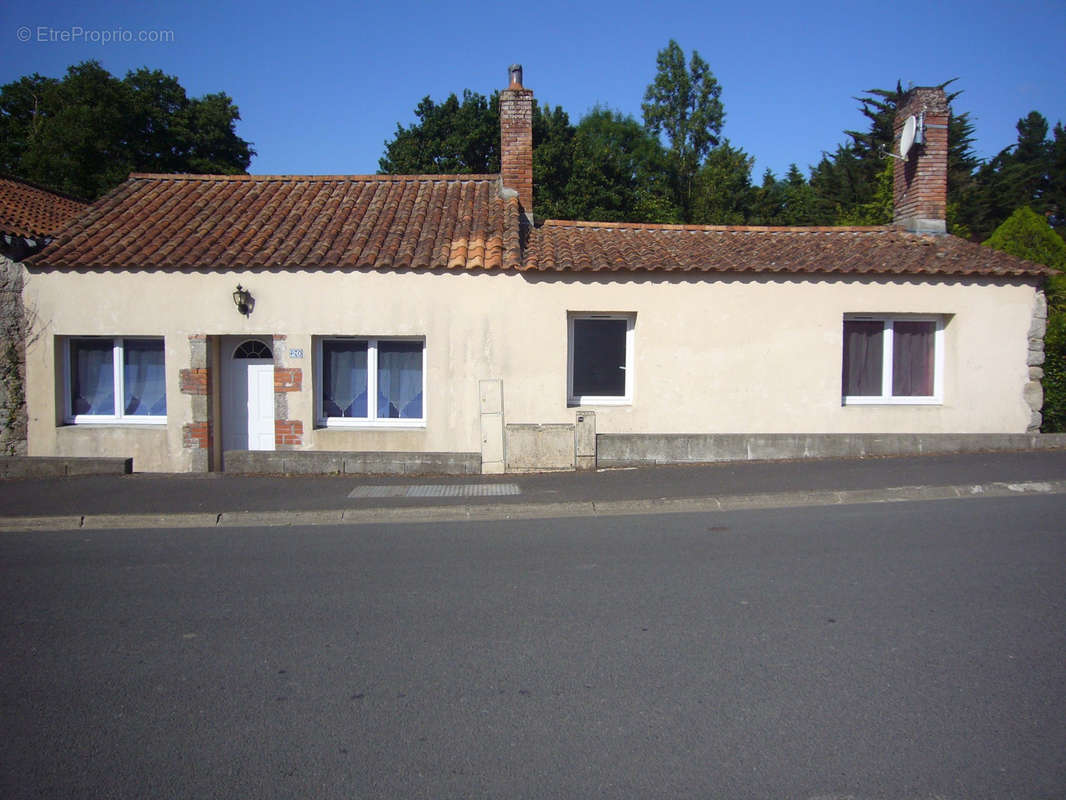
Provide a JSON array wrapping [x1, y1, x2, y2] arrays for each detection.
[[2, 0, 1064, 181]]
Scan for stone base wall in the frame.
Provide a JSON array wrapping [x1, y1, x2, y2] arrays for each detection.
[[223, 450, 480, 476], [0, 456, 132, 479], [597, 432, 1066, 467], [1026, 289, 1047, 431]]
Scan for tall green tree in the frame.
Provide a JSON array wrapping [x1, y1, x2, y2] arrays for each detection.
[[809, 144, 872, 223], [0, 61, 254, 200], [690, 141, 752, 224], [1049, 122, 1066, 229], [380, 92, 579, 220], [810, 80, 978, 231], [556, 108, 678, 223], [531, 102, 576, 220], [642, 40, 724, 221], [964, 112, 1066, 240], [748, 165, 826, 226], [837, 159, 894, 226], [379, 90, 500, 175]]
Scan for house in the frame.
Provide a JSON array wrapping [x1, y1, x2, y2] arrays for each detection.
[[1, 177, 88, 454], [22, 68, 1050, 474]]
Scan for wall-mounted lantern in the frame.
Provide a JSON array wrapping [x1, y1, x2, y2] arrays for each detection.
[[233, 284, 253, 316]]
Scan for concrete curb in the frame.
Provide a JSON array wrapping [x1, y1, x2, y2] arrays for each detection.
[[2, 479, 1064, 532]]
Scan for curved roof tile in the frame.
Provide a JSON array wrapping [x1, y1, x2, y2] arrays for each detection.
[[524, 220, 1048, 278], [28, 174, 1048, 279], [0, 177, 88, 240], [31, 173, 522, 271]]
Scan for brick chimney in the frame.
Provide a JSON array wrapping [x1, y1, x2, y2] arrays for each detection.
[[500, 64, 533, 223], [893, 86, 950, 234]]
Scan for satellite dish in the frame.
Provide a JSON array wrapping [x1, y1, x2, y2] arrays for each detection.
[[899, 115, 917, 160]]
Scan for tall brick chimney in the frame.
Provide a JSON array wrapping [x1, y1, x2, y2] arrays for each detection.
[[893, 86, 950, 234], [500, 64, 533, 223]]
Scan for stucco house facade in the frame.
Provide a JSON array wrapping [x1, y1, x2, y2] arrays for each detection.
[[22, 70, 1050, 473]]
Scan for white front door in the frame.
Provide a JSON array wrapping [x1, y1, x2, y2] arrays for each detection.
[[222, 337, 275, 452]]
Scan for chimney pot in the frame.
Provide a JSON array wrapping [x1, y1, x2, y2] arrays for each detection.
[[509, 64, 523, 88]]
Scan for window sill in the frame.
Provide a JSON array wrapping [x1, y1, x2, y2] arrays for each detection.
[[317, 419, 426, 430], [567, 398, 631, 407], [63, 418, 167, 426], [842, 397, 942, 406]]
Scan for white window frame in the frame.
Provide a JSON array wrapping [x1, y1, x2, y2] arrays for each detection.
[[315, 336, 427, 428], [63, 336, 167, 424], [567, 313, 635, 406], [842, 315, 945, 405]]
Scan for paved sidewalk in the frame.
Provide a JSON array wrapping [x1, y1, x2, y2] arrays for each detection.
[[2, 450, 1065, 530]]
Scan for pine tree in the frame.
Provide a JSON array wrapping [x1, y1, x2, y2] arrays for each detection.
[[810, 80, 977, 230]]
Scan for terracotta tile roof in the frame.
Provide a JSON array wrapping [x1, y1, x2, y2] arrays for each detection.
[[524, 219, 1050, 278], [0, 177, 89, 240], [29, 173, 1048, 279], [31, 173, 523, 270]]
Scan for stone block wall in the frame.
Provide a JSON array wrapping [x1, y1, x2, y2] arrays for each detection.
[[0, 253, 27, 455]]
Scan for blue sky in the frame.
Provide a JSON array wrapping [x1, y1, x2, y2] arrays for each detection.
[[2, 0, 1063, 181]]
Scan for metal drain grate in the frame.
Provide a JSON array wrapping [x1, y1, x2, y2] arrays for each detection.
[[348, 483, 521, 499]]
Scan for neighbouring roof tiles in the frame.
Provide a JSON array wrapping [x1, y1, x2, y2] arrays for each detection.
[[0, 177, 89, 240]]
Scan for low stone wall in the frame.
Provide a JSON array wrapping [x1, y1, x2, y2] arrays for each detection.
[[597, 433, 1066, 467], [223, 450, 481, 476], [0, 456, 133, 479]]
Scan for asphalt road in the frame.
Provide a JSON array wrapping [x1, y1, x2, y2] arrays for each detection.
[[2, 495, 1064, 799]]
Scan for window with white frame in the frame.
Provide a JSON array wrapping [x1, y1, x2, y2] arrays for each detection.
[[316, 337, 425, 426], [65, 337, 166, 423], [568, 314, 635, 405], [842, 316, 944, 404]]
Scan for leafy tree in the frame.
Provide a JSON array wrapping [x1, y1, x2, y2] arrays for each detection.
[[984, 206, 1066, 268], [983, 207, 1066, 432], [0, 61, 253, 200], [379, 90, 499, 175], [180, 90, 255, 175], [531, 102, 576, 220], [1046, 302, 1066, 433], [557, 107, 678, 223], [642, 40, 724, 220], [380, 91, 579, 220]]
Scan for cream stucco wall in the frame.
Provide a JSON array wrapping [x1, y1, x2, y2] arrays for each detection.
[[22, 266, 1040, 472]]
